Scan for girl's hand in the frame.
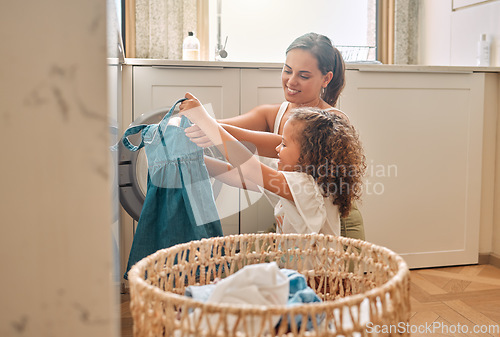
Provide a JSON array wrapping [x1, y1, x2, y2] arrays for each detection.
[[179, 92, 221, 149], [184, 124, 214, 148], [179, 92, 213, 126]]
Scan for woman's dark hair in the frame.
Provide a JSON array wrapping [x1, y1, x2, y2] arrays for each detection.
[[286, 32, 346, 107]]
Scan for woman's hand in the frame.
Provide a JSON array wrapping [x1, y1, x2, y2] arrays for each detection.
[[179, 92, 213, 126]]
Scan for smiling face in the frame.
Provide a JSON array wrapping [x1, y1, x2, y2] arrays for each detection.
[[281, 48, 333, 107], [275, 118, 303, 171]]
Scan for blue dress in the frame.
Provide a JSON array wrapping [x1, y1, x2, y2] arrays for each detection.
[[122, 99, 222, 278]]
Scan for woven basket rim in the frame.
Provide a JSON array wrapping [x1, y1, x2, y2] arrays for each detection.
[[128, 233, 409, 313]]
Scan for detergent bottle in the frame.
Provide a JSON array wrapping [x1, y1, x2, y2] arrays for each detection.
[[182, 32, 200, 61], [477, 33, 490, 67]]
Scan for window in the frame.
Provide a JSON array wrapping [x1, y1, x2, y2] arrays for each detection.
[[126, 0, 386, 63], [207, 0, 377, 62]]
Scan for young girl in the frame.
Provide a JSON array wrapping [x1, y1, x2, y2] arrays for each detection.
[[179, 93, 365, 236]]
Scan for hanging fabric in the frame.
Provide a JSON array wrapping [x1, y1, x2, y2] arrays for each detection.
[[122, 98, 222, 278]]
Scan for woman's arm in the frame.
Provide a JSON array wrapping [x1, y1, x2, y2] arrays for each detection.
[[182, 122, 281, 158], [181, 93, 293, 201], [218, 104, 281, 132], [218, 103, 283, 157]]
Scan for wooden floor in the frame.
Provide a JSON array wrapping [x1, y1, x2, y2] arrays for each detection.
[[121, 292, 133, 337], [120, 264, 500, 336], [409, 265, 500, 336]]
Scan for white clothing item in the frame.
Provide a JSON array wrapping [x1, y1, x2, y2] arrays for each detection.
[[259, 156, 278, 170], [273, 101, 350, 134], [255, 102, 289, 169], [192, 262, 288, 335], [273, 101, 289, 134], [207, 262, 289, 306], [261, 171, 340, 236]]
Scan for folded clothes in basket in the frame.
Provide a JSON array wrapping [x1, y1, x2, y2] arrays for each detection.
[[185, 262, 323, 332]]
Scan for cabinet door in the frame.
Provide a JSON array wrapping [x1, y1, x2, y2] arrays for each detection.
[[133, 66, 240, 119], [340, 70, 484, 268], [240, 68, 284, 112], [133, 66, 241, 235], [239, 68, 284, 233]]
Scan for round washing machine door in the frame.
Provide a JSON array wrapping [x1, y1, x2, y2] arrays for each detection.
[[118, 106, 222, 221]]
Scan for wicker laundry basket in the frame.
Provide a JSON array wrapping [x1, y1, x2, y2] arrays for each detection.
[[128, 233, 411, 337]]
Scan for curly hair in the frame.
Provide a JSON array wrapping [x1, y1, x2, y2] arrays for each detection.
[[289, 108, 366, 218]]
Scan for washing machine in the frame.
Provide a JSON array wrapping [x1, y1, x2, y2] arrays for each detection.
[[117, 106, 226, 223]]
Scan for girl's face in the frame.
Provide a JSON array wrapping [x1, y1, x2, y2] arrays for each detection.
[[281, 48, 333, 106], [275, 119, 302, 171]]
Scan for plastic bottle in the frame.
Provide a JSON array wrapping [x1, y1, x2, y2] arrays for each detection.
[[182, 32, 200, 61], [477, 33, 490, 67]]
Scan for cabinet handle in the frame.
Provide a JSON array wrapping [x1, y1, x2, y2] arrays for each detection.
[[152, 66, 224, 70], [258, 67, 283, 71]]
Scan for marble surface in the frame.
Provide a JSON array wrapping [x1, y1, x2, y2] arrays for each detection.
[[1, 1, 116, 336]]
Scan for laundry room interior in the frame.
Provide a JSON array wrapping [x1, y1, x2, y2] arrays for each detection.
[[2, 1, 500, 336]]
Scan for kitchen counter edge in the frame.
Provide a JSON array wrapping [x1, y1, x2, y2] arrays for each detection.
[[123, 58, 500, 73]]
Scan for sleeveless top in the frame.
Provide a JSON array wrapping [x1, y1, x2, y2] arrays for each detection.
[[273, 102, 350, 134]]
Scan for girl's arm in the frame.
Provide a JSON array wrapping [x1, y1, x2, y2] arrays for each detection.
[[180, 93, 293, 201], [204, 156, 261, 192]]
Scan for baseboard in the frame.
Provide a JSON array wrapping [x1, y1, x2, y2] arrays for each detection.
[[491, 253, 500, 268], [479, 253, 490, 265], [479, 252, 500, 268]]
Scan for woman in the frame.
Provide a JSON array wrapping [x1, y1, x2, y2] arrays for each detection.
[[218, 32, 365, 240]]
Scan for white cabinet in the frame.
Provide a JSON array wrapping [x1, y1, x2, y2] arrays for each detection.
[[339, 70, 488, 268], [239, 68, 283, 233], [240, 68, 284, 111]]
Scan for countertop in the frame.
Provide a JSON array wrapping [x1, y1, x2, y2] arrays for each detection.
[[124, 58, 500, 73]]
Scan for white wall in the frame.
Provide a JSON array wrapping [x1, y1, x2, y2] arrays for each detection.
[[0, 1, 118, 337], [419, 0, 500, 66], [451, 1, 500, 66], [417, 0, 452, 65]]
